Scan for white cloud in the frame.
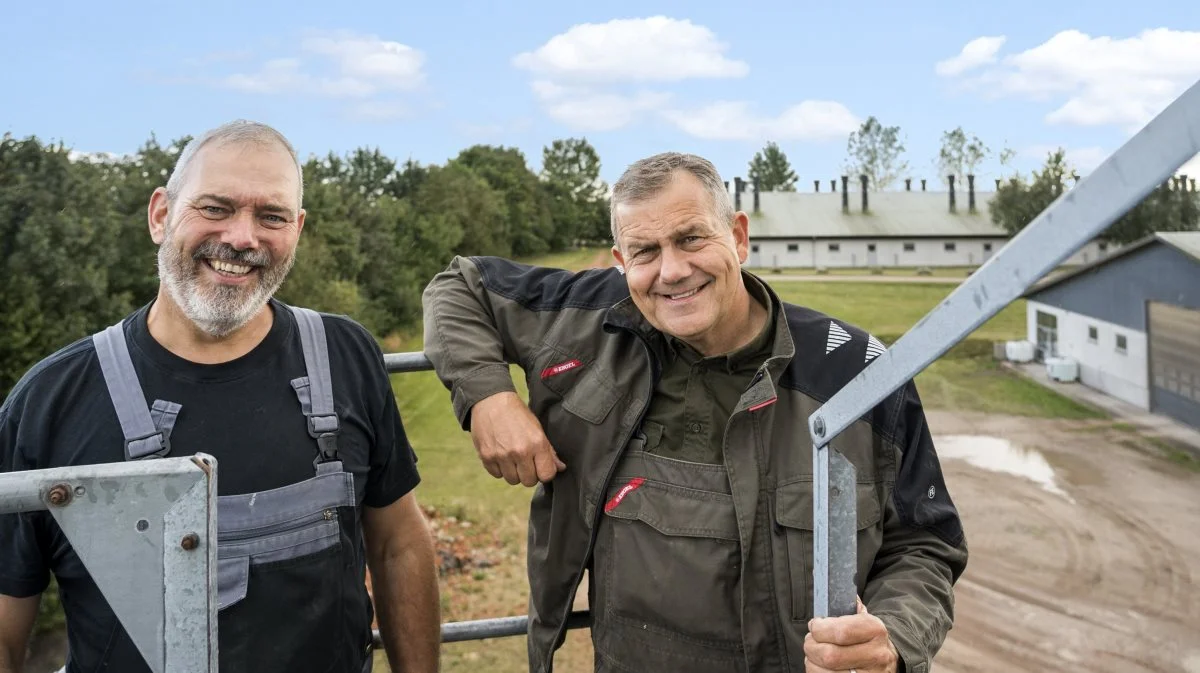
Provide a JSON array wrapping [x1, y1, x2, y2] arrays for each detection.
[[222, 58, 377, 98], [531, 80, 671, 131], [942, 29, 1200, 131], [516, 17, 856, 139], [661, 100, 859, 142], [302, 31, 424, 90], [513, 16, 748, 83], [934, 36, 1006, 77], [214, 30, 425, 111]]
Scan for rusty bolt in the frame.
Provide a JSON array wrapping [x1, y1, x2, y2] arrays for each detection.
[[46, 483, 72, 507], [180, 533, 200, 551]]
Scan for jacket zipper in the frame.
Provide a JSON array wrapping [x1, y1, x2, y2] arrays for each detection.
[[217, 508, 337, 543], [545, 330, 657, 672]]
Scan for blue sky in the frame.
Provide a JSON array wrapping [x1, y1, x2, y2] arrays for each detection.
[[3, 0, 1199, 190]]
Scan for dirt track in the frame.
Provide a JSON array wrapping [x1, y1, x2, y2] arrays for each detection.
[[926, 410, 1200, 672]]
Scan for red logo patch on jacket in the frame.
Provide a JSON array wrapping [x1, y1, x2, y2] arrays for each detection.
[[604, 478, 645, 513], [541, 359, 582, 379]]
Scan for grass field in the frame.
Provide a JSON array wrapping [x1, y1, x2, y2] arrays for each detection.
[[372, 268, 1103, 671]]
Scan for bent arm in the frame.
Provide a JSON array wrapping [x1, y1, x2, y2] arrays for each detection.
[[862, 382, 969, 672], [421, 255, 622, 429], [363, 492, 440, 673], [0, 594, 38, 673]]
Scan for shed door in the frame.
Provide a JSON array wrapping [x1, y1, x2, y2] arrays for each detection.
[[1148, 301, 1200, 429], [1035, 310, 1058, 361]]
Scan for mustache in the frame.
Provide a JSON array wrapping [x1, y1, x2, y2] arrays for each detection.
[[191, 240, 272, 267]]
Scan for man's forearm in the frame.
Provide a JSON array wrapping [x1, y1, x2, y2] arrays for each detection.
[[370, 536, 441, 673]]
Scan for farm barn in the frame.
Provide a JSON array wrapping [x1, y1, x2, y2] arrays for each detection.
[[732, 175, 1112, 269], [1023, 231, 1200, 429]]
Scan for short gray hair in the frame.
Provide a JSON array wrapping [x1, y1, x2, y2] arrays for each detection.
[[609, 152, 735, 246], [165, 119, 304, 206]]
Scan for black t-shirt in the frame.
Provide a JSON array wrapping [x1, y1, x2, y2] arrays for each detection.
[[0, 298, 420, 671]]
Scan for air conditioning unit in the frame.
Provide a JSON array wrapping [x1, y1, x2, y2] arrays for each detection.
[[1005, 340, 1036, 363], [1045, 357, 1079, 382]]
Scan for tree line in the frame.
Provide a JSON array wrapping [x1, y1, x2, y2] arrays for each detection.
[[0, 133, 610, 397]]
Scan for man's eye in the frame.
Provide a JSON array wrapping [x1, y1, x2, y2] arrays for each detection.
[[201, 206, 225, 216]]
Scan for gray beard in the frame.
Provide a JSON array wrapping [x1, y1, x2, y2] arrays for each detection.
[[157, 233, 294, 338]]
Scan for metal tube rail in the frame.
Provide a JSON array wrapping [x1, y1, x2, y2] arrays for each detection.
[[371, 610, 592, 647]]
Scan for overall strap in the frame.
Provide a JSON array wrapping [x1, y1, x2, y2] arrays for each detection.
[[92, 322, 180, 460], [288, 306, 341, 465]]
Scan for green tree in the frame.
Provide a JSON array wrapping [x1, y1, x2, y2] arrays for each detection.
[[455, 145, 554, 256], [0, 135, 131, 395], [541, 138, 609, 245], [937, 127, 989, 188], [991, 148, 1199, 244], [748, 141, 798, 192], [844, 116, 909, 191]]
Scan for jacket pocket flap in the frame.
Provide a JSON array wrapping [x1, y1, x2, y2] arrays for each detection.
[[774, 481, 882, 531], [603, 479, 739, 541], [561, 365, 620, 425], [217, 556, 249, 611]]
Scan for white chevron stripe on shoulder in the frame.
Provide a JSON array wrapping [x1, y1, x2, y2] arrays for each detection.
[[865, 334, 887, 362], [826, 321, 852, 354]]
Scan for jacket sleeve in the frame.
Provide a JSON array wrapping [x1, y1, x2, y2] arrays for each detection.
[[862, 381, 968, 673], [421, 255, 619, 430]]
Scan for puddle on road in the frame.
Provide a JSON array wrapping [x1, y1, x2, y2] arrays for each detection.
[[935, 435, 1073, 501]]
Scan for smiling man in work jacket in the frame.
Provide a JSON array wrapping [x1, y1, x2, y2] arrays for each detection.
[[422, 151, 968, 673]]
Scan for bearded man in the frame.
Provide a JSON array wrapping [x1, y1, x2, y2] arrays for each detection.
[[0, 120, 440, 673]]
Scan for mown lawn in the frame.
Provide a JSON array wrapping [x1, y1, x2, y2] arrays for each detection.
[[373, 275, 1103, 671]]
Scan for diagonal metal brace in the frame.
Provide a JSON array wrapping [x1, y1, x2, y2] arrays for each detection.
[[0, 454, 219, 672], [808, 77, 1200, 619]]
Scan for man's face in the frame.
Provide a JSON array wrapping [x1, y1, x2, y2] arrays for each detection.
[[611, 171, 749, 354], [152, 140, 305, 337]]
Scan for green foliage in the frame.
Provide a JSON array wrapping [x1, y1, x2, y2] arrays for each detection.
[[844, 116, 909, 191], [0, 131, 610, 398], [748, 141, 798, 192], [937, 127, 990, 188], [991, 148, 1199, 243]]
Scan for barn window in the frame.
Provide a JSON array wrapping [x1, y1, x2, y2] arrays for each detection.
[[903, 243, 915, 252], [751, 245, 759, 253], [944, 242, 956, 252], [828, 243, 840, 252], [1088, 326, 1097, 343], [984, 242, 993, 252], [867, 243, 877, 252], [1115, 334, 1127, 354], [787, 243, 798, 252]]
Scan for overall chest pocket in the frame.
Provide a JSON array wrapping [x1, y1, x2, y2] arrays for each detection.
[[598, 476, 743, 647], [215, 469, 360, 673], [773, 480, 883, 622]]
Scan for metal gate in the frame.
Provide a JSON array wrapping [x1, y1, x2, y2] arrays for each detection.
[[1148, 301, 1200, 428]]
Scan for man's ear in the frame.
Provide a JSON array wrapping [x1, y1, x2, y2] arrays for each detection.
[[148, 187, 170, 244]]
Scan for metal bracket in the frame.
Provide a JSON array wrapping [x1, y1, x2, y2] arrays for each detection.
[[808, 77, 1200, 618], [0, 454, 219, 673]]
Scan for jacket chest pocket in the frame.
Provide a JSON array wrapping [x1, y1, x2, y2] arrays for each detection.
[[772, 480, 883, 622], [597, 478, 743, 648]]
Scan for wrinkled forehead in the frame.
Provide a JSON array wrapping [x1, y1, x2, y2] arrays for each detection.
[[182, 140, 301, 210], [615, 192, 724, 247]]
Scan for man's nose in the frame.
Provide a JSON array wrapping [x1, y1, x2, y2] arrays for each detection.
[[221, 210, 258, 250], [658, 245, 691, 284]]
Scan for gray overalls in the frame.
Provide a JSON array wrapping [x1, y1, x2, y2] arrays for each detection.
[[91, 305, 375, 672]]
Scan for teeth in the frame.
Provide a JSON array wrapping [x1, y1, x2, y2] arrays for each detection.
[[211, 260, 252, 275], [668, 287, 700, 300]]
